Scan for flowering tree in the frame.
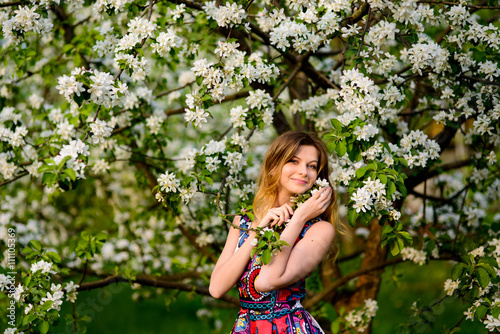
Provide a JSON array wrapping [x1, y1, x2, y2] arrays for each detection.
[[1, 0, 500, 332]]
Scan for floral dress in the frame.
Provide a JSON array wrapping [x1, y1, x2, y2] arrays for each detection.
[[231, 215, 325, 334]]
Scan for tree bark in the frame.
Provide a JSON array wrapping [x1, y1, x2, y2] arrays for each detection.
[[335, 220, 386, 333]]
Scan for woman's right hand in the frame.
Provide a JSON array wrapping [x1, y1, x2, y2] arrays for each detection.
[[258, 204, 294, 228], [293, 187, 332, 222]]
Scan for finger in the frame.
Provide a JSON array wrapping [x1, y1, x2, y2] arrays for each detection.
[[321, 188, 332, 202], [270, 212, 280, 226], [283, 204, 293, 221], [278, 208, 288, 226]]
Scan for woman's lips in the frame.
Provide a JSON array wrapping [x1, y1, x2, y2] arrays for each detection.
[[291, 178, 307, 184]]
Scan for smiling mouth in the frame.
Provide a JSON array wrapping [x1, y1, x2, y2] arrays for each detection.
[[291, 178, 307, 184]]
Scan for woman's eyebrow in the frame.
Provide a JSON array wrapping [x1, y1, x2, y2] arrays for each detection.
[[292, 155, 318, 163]]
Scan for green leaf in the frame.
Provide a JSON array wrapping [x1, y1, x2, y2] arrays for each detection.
[[29, 240, 42, 251], [492, 306, 500, 318], [382, 224, 393, 235], [46, 251, 61, 263], [476, 267, 490, 289], [38, 164, 56, 173], [396, 238, 405, 254], [399, 231, 413, 244], [40, 320, 50, 334], [205, 176, 213, 186], [73, 53, 82, 67], [65, 168, 77, 181], [327, 140, 337, 153], [347, 209, 359, 227], [356, 167, 367, 179], [477, 262, 496, 277], [336, 141, 347, 157], [451, 263, 466, 280], [41, 300, 54, 312], [331, 319, 341, 334], [331, 119, 342, 132], [390, 240, 401, 256], [22, 313, 38, 326], [378, 174, 387, 184], [387, 181, 396, 196], [262, 249, 271, 265], [62, 44, 74, 54], [398, 182, 408, 197], [476, 305, 488, 320]]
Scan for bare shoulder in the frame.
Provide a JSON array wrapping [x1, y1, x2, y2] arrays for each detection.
[[307, 220, 336, 241]]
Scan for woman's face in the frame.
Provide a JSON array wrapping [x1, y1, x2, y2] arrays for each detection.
[[278, 145, 319, 199]]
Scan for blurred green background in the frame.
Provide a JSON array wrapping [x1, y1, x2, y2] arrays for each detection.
[[53, 260, 487, 333]]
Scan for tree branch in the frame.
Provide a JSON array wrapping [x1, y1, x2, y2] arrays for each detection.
[[417, 1, 500, 9], [0, 1, 21, 7], [405, 158, 471, 191], [155, 81, 194, 98], [304, 257, 403, 309], [0, 171, 28, 187], [77, 275, 239, 307], [459, 74, 500, 87], [304, 254, 460, 309]]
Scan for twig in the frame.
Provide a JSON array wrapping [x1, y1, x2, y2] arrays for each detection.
[[77, 260, 88, 286], [272, 60, 304, 102], [357, 8, 372, 57], [460, 74, 500, 87], [417, 1, 500, 9], [155, 81, 194, 98], [0, 171, 28, 187]]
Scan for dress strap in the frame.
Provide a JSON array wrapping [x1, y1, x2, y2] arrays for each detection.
[[235, 215, 251, 252]]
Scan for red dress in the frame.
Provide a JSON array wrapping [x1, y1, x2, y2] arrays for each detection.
[[231, 215, 325, 334]]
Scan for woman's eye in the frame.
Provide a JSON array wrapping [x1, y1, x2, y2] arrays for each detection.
[[308, 165, 317, 170]]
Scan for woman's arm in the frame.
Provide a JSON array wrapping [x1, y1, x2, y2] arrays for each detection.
[[209, 215, 258, 299], [254, 187, 335, 292]]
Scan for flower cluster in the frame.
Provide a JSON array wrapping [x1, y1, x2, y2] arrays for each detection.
[[397, 130, 441, 169], [152, 28, 183, 57], [259, 3, 344, 53], [335, 68, 381, 126], [203, 1, 247, 28], [190, 51, 279, 104], [2, 6, 53, 46], [351, 177, 388, 214], [400, 40, 450, 75], [93, 0, 133, 14], [400, 247, 427, 266], [345, 299, 379, 332], [229, 90, 275, 130], [56, 68, 128, 108]]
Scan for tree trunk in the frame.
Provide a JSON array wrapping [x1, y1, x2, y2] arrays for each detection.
[[334, 220, 386, 333]]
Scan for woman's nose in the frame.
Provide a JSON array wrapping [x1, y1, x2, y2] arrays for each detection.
[[297, 163, 307, 175]]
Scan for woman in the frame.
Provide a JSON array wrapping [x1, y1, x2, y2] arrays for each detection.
[[210, 131, 339, 333]]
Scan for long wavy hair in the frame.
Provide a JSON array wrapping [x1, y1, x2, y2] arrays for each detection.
[[252, 131, 348, 261], [252, 131, 345, 237]]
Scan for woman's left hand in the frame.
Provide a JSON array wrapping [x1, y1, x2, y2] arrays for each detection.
[[293, 187, 332, 222]]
